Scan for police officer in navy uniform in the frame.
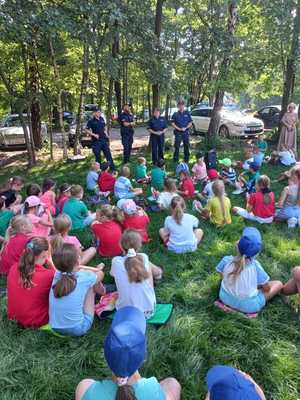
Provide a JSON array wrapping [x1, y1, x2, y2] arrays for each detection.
[[119, 103, 135, 163], [86, 109, 115, 170], [171, 100, 193, 163], [147, 107, 168, 164]]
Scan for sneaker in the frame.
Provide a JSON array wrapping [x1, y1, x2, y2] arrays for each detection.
[[232, 188, 244, 195], [193, 200, 202, 212], [288, 217, 297, 228]]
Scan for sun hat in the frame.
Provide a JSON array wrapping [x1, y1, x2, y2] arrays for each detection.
[[249, 161, 260, 171], [219, 158, 232, 168], [104, 306, 146, 378], [117, 199, 137, 215], [208, 169, 219, 180], [206, 365, 261, 400], [25, 196, 41, 208], [238, 227, 262, 258]]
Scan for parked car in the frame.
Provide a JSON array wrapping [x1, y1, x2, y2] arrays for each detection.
[[253, 105, 281, 129], [190, 107, 264, 138], [68, 112, 107, 147], [0, 114, 47, 149]]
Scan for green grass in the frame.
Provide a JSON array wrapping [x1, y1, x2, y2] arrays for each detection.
[[1, 139, 300, 399]]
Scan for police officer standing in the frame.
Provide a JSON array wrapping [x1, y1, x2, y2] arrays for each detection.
[[119, 103, 135, 163], [147, 108, 167, 164], [86, 109, 115, 170], [171, 100, 193, 163]]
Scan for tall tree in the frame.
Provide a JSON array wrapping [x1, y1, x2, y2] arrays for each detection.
[[152, 0, 164, 110]]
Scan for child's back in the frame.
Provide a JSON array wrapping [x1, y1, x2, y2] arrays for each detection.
[[86, 170, 99, 192], [123, 212, 150, 243], [0, 206, 14, 238], [114, 176, 132, 199], [63, 197, 88, 230], [206, 195, 231, 225], [98, 171, 116, 193], [92, 219, 123, 256]]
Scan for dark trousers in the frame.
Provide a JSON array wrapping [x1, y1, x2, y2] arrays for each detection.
[[121, 133, 134, 163], [92, 139, 115, 170], [173, 131, 190, 162], [151, 134, 165, 164]]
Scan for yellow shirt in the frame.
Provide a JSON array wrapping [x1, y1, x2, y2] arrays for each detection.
[[206, 196, 231, 225]]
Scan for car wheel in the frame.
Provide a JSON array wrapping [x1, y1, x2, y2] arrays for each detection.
[[190, 123, 197, 136], [218, 125, 230, 138]]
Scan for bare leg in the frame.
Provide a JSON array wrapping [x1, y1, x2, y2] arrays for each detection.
[[282, 267, 300, 307], [194, 228, 204, 244], [159, 228, 169, 243], [133, 188, 143, 196], [160, 378, 181, 400], [150, 262, 163, 280], [263, 280, 283, 301], [83, 287, 96, 315], [80, 247, 97, 265]]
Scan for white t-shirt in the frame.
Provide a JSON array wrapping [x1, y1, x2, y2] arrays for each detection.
[[242, 157, 254, 170], [279, 150, 296, 166], [157, 191, 177, 210], [110, 253, 156, 318], [203, 181, 214, 199], [216, 255, 269, 298], [164, 213, 199, 247]]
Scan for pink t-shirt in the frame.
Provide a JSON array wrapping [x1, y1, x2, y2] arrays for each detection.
[[192, 162, 207, 181], [63, 235, 81, 250], [40, 191, 56, 216], [27, 213, 51, 237]]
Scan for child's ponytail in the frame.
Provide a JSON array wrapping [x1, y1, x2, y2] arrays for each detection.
[[121, 230, 148, 283], [116, 384, 137, 400], [170, 196, 185, 225], [19, 237, 49, 288], [52, 243, 78, 298], [51, 214, 72, 253], [257, 175, 272, 205], [229, 253, 246, 280]]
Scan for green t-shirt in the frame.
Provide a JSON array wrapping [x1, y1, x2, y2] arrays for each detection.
[[136, 164, 147, 180], [82, 378, 165, 400], [0, 209, 14, 237], [246, 170, 260, 183], [151, 167, 166, 191], [257, 140, 267, 153], [62, 198, 88, 230]]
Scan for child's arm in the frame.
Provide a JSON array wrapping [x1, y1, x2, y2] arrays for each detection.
[[278, 186, 289, 208], [39, 211, 53, 227]]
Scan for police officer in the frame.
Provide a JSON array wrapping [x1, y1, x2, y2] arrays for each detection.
[[119, 103, 135, 163], [171, 100, 193, 163], [86, 109, 115, 170], [147, 107, 167, 164]]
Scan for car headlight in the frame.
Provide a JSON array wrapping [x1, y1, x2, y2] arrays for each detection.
[[232, 122, 244, 127]]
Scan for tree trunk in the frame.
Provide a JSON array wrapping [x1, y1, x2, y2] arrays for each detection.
[[164, 94, 170, 120], [96, 65, 103, 109], [152, 0, 164, 110], [207, 1, 238, 145], [74, 42, 90, 155], [48, 106, 54, 161], [279, 0, 300, 124], [106, 78, 114, 133], [112, 21, 122, 116], [147, 83, 152, 119], [49, 37, 68, 159]]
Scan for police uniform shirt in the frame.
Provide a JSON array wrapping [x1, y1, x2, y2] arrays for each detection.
[[120, 112, 134, 135], [87, 117, 106, 141], [171, 111, 192, 132], [148, 116, 167, 133]]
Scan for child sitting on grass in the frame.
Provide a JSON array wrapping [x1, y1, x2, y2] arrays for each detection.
[[111, 229, 161, 319], [0, 176, 24, 213], [91, 205, 123, 257], [40, 178, 56, 216], [117, 199, 150, 243], [192, 151, 207, 185], [256, 132, 268, 155], [135, 157, 150, 184], [252, 145, 264, 167], [7, 237, 55, 328], [177, 170, 195, 199], [0, 197, 14, 243], [0, 215, 33, 276], [24, 196, 53, 237], [114, 166, 143, 200], [278, 146, 296, 166], [63, 185, 95, 229], [216, 227, 283, 314], [233, 175, 275, 224], [196, 168, 219, 206], [175, 161, 189, 178], [56, 183, 71, 214], [151, 159, 167, 191], [235, 144, 254, 170], [97, 162, 117, 193], [276, 167, 300, 228], [49, 243, 105, 337], [219, 158, 237, 187], [157, 178, 178, 210], [233, 161, 260, 195], [51, 214, 96, 265], [159, 196, 203, 254], [86, 161, 100, 192]]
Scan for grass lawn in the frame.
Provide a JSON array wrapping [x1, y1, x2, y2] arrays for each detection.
[[1, 138, 300, 400]]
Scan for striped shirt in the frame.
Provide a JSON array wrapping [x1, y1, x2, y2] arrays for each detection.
[[221, 167, 236, 183]]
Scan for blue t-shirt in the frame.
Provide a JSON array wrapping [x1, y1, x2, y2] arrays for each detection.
[[87, 117, 106, 140], [114, 176, 132, 199], [86, 171, 99, 191], [49, 271, 97, 330], [148, 116, 167, 132], [253, 152, 264, 167], [171, 111, 192, 133], [82, 378, 165, 400]]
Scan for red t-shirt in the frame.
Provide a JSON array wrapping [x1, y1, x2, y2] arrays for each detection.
[[98, 171, 116, 192], [248, 191, 275, 218], [181, 177, 195, 198], [91, 220, 123, 257], [123, 214, 150, 243], [0, 233, 30, 275], [7, 263, 55, 327]]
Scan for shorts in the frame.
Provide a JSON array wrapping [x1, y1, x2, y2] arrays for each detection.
[[219, 287, 266, 313], [52, 313, 94, 337], [234, 207, 273, 224], [276, 206, 300, 220], [168, 241, 197, 254], [116, 192, 136, 200]]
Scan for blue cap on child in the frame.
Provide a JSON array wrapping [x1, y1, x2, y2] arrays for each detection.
[[104, 306, 146, 378], [206, 365, 261, 400], [238, 227, 262, 257]]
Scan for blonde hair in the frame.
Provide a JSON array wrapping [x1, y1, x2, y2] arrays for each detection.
[[6, 215, 32, 239], [96, 204, 124, 224], [170, 196, 185, 224], [121, 230, 148, 283], [291, 168, 300, 205], [229, 253, 246, 280], [288, 103, 296, 112], [137, 157, 146, 165], [90, 161, 99, 170], [120, 166, 130, 178], [212, 180, 228, 224], [70, 185, 83, 197], [164, 178, 177, 193], [50, 214, 72, 253], [257, 175, 272, 205]]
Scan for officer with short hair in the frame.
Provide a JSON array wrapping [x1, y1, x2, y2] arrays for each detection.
[[119, 103, 135, 163], [171, 100, 193, 163], [147, 108, 167, 164], [85, 109, 115, 170]]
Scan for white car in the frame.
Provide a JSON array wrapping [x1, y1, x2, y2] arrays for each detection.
[[190, 107, 264, 138], [0, 114, 48, 149]]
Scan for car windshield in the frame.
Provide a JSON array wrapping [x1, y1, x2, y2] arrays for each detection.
[[4, 116, 29, 127]]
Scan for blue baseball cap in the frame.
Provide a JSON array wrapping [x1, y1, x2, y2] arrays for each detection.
[[206, 365, 261, 400], [238, 227, 262, 257], [249, 161, 260, 171], [104, 307, 146, 378]]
